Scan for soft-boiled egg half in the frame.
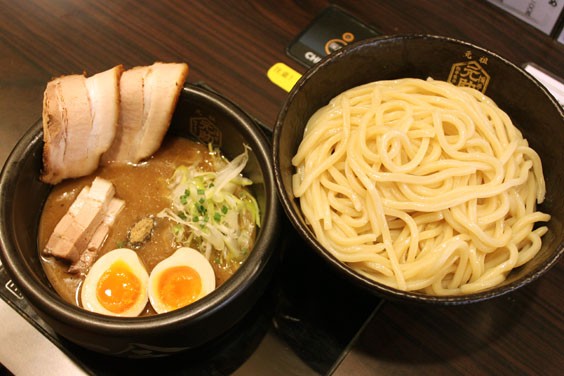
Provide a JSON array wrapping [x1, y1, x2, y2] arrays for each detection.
[[81, 248, 149, 317], [148, 247, 216, 314]]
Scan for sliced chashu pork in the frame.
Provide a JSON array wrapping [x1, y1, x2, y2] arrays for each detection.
[[43, 177, 124, 265], [100, 66, 148, 163], [68, 196, 125, 275], [41, 65, 122, 184], [41, 74, 92, 184], [85, 65, 123, 165], [102, 62, 189, 164]]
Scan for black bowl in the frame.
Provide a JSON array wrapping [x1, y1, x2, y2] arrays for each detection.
[[273, 34, 564, 304], [0, 84, 281, 356]]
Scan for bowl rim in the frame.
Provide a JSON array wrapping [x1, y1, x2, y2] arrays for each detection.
[[272, 33, 564, 304], [0, 83, 281, 331]]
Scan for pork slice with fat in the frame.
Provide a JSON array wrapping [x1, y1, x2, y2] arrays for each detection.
[[41, 66, 123, 184], [133, 62, 189, 162], [41, 74, 94, 184], [85, 65, 123, 166], [58, 74, 94, 178], [41, 79, 67, 184], [101, 62, 189, 164], [101, 66, 149, 163], [68, 196, 125, 274], [43, 177, 117, 263]]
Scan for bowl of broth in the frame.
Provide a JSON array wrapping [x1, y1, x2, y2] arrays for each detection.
[[0, 83, 281, 356], [273, 34, 564, 304]]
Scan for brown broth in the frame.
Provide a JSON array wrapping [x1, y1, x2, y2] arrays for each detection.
[[38, 137, 242, 315]]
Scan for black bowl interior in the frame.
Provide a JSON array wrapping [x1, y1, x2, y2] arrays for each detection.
[[273, 34, 564, 304], [0, 84, 280, 356]]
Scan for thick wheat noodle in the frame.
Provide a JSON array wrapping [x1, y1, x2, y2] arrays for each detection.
[[291, 78, 550, 295]]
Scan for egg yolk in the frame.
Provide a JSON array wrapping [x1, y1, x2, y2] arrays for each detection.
[[158, 265, 202, 311], [96, 260, 142, 314]]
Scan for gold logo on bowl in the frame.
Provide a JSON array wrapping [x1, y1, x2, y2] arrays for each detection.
[[448, 52, 490, 93]]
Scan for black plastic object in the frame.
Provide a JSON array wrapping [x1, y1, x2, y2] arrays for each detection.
[[273, 34, 564, 305], [287, 4, 380, 68], [0, 84, 281, 357]]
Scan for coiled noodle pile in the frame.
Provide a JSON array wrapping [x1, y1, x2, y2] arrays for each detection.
[[292, 78, 550, 295]]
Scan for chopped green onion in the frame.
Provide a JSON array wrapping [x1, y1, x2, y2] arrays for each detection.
[[157, 144, 260, 267]]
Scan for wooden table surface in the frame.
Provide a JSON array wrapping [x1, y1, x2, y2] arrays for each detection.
[[1, 1, 562, 375]]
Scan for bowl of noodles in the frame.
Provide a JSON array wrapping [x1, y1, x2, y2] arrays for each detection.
[[0, 82, 281, 356], [273, 34, 564, 304]]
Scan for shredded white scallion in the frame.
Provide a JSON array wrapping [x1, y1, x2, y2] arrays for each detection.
[[157, 144, 260, 268]]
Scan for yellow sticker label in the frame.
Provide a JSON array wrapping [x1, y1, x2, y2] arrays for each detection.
[[267, 63, 302, 92]]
